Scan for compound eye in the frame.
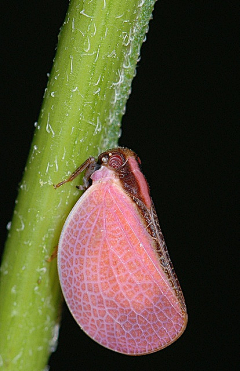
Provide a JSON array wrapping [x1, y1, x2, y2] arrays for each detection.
[[108, 153, 125, 169]]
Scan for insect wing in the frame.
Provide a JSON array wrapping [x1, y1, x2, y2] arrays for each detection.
[[58, 177, 187, 355]]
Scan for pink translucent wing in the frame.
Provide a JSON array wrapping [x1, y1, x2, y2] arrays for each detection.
[[58, 181, 187, 355]]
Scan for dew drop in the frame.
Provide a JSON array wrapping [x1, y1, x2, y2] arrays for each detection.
[[6, 221, 11, 230]]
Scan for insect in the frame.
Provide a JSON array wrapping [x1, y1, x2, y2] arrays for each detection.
[[55, 147, 187, 355]]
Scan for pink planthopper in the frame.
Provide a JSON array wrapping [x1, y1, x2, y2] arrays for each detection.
[[55, 147, 187, 355]]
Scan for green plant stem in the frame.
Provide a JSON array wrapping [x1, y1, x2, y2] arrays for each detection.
[[0, 0, 156, 369]]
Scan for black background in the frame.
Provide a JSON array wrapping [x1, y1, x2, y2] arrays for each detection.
[[1, 1, 239, 370]]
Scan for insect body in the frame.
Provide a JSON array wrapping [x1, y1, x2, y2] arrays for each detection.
[[56, 147, 187, 355]]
